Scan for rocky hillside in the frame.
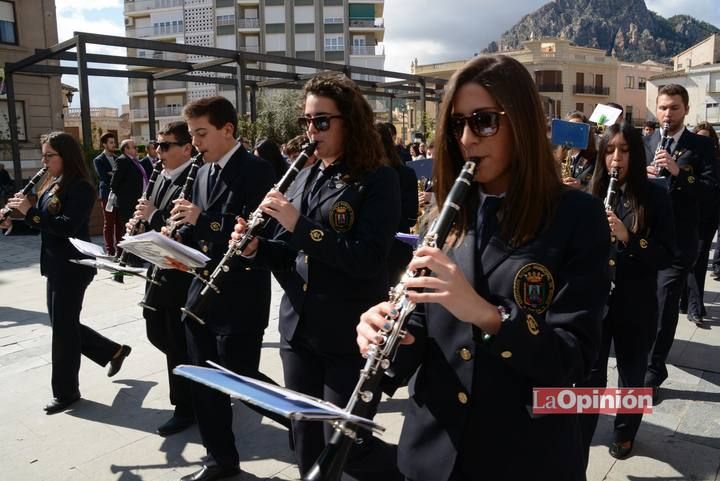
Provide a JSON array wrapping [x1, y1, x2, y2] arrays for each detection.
[[485, 0, 719, 63]]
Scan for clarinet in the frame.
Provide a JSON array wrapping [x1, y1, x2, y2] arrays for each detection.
[[654, 121, 671, 178], [139, 154, 203, 312], [0, 166, 48, 222], [113, 162, 164, 283], [181, 141, 317, 324], [303, 157, 479, 481], [604, 169, 620, 291]]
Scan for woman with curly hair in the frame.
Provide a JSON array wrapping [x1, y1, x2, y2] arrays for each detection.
[[233, 73, 402, 480]]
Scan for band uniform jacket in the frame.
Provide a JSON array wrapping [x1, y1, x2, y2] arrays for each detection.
[[24, 177, 97, 283], [393, 188, 610, 481], [571, 154, 595, 188], [643, 129, 716, 268], [110, 154, 145, 222], [611, 182, 675, 324], [143, 163, 195, 309], [179, 148, 275, 334], [252, 160, 401, 354], [93, 152, 114, 201]]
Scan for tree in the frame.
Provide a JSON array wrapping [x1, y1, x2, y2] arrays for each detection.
[[237, 89, 304, 146]]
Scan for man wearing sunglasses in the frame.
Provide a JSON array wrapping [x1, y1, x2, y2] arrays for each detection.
[[169, 96, 289, 481], [131, 121, 197, 437]]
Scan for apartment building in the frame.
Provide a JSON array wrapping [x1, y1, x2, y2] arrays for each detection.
[[412, 38, 670, 126], [0, 0, 63, 180], [124, 0, 385, 143]]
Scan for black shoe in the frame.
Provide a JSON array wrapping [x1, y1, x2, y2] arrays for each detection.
[[157, 415, 195, 436], [107, 345, 132, 377], [688, 313, 704, 325], [609, 440, 634, 459], [180, 465, 239, 481], [44, 394, 80, 415]]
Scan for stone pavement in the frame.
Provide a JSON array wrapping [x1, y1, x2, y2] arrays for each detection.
[[0, 233, 718, 481]]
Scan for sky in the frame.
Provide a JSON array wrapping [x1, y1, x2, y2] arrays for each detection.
[[56, 0, 720, 109]]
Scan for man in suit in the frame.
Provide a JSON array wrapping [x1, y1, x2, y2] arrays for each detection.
[[140, 141, 159, 177], [93, 132, 120, 255], [170, 97, 286, 481], [132, 122, 197, 436], [109, 139, 147, 259], [643, 84, 716, 402]]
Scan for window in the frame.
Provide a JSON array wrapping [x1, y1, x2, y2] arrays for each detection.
[[638, 77, 647, 90], [324, 34, 343, 51], [575, 103, 584, 113], [0, 1, 17, 45], [625, 76, 635, 89]]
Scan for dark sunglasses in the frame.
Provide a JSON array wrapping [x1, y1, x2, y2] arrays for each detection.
[[298, 115, 342, 132], [156, 141, 186, 151], [449, 110, 506, 138]]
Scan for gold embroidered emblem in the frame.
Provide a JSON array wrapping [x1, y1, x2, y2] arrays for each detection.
[[639, 238, 648, 249], [310, 229, 324, 242], [47, 196, 61, 215], [329, 201, 354, 233], [688, 176, 695, 184], [526, 314, 540, 335], [32, 215, 41, 224], [210, 222, 221, 232], [513, 263, 555, 315]]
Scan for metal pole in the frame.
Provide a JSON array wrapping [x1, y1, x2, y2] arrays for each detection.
[[147, 78, 156, 142], [250, 85, 257, 123], [419, 79, 426, 138], [5, 72, 22, 189], [238, 63, 248, 117], [76, 37, 93, 151]]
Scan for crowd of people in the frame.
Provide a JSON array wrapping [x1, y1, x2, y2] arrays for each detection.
[[2, 53, 720, 481]]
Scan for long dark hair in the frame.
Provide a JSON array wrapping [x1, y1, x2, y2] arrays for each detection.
[[254, 137, 288, 180], [40, 132, 93, 196], [591, 122, 650, 234], [375, 122, 402, 168], [434, 54, 561, 245], [301, 74, 385, 180]]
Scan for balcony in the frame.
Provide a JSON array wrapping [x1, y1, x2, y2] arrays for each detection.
[[239, 45, 260, 53], [129, 79, 187, 94], [136, 50, 187, 62], [350, 45, 384, 56], [127, 24, 184, 39], [536, 83, 563, 92], [573, 85, 610, 96], [237, 18, 259, 29], [130, 105, 184, 120], [125, 0, 183, 14], [349, 18, 384, 29], [66, 108, 120, 119]]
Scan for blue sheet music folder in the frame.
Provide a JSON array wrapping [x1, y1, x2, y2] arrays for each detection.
[[174, 362, 384, 433]]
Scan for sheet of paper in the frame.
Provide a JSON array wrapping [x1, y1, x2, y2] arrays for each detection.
[[118, 230, 209, 269], [69, 238, 115, 259]]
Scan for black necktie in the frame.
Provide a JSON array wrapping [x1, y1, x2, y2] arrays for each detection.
[[479, 196, 502, 253], [154, 176, 172, 208], [664, 138, 674, 154], [208, 164, 220, 195], [310, 166, 330, 197]]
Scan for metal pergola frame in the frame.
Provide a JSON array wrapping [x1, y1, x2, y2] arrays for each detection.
[[4, 32, 446, 186]]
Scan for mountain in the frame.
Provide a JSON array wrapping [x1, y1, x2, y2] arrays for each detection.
[[486, 0, 719, 63]]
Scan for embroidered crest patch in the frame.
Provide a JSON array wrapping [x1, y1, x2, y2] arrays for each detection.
[[513, 263, 555, 315], [47, 196, 61, 215], [329, 201, 354, 232], [210, 221, 221, 232]]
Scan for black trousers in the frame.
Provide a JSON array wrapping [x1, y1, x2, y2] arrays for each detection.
[[280, 337, 402, 481], [46, 277, 120, 399], [579, 289, 654, 463], [647, 264, 691, 386], [185, 320, 289, 469], [144, 306, 192, 417], [684, 221, 717, 317]]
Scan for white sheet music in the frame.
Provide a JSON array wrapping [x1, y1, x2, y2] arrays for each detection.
[[117, 230, 210, 269], [69, 238, 116, 259]]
